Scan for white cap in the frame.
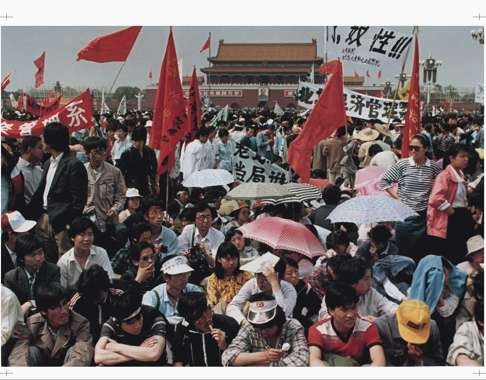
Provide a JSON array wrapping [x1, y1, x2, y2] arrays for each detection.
[[247, 299, 278, 324], [467, 235, 484, 256], [125, 188, 143, 198], [2, 211, 36, 233], [266, 119, 274, 126], [161, 256, 194, 275], [145, 120, 153, 128]]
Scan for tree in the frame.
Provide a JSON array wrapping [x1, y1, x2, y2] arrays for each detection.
[[113, 86, 141, 101]]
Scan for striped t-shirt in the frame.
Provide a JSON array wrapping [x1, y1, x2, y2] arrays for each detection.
[[380, 157, 441, 212]]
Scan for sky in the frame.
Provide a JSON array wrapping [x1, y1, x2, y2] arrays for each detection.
[[1, 26, 484, 93]]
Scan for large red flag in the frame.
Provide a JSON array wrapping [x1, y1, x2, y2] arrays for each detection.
[[200, 35, 210, 53], [77, 26, 142, 63], [185, 67, 202, 141], [287, 60, 347, 183], [150, 29, 188, 176], [25, 94, 62, 117], [1, 73, 11, 91], [34, 52, 45, 88], [402, 34, 420, 158]]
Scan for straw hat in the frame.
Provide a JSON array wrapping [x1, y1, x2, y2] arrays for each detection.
[[374, 123, 393, 137], [355, 128, 379, 142]]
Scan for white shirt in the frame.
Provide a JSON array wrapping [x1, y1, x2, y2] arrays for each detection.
[[43, 152, 64, 209], [177, 224, 225, 257], [1, 285, 23, 346], [57, 245, 115, 289], [111, 136, 132, 161], [452, 168, 468, 208], [181, 140, 211, 180]]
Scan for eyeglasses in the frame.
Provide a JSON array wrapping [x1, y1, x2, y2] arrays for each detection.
[[196, 214, 212, 221], [409, 145, 423, 152]]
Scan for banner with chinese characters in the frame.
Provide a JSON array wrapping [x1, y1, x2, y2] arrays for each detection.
[[326, 26, 413, 72], [1, 90, 93, 138], [233, 143, 289, 184], [297, 81, 407, 122]]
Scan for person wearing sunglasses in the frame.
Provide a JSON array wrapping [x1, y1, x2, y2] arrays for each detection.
[[8, 283, 93, 366]]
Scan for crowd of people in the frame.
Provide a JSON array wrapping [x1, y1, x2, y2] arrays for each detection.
[[0, 104, 484, 367]]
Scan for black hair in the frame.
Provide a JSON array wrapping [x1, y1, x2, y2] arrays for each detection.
[[274, 258, 287, 280], [77, 264, 110, 298], [20, 135, 42, 154], [368, 143, 383, 158], [335, 257, 371, 285], [194, 201, 212, 216], [179, 207, 195, 223], [248, 292, 286, 329], [473, 271, 484, 302], [69, 217, 97, 239], [411, 134, 430, 149], [15, 234, 43, 264], [218, 129, 229, 138], [131, 126, 147, 143], [326, 254, 352, 276], [43, 122, 70, 152], [167, 200, 181, 220], [336, 127, 347, 138], [475, 299, 484, 323], [110, 288, 143, 322], [129, 222, 152, 243], [141, 198, 165, 216], [368, 224, 392, 245], [322, 185, 341, 205], [130, 241, 155, 262], [285, 257, 299, 270], [224, 226, 243, 242], [325, 281, 359, 310], [326, 230, 350, 250], [177, 291, 209, 323], [214, 242, 241, 279], [113, 121, 128, 133], [35, 283, 67, 312], [83, 136, 107, 153], [195, 127, 210, 138], [446, 143, 469, 159]]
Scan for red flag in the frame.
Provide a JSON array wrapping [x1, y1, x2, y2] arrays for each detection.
[[200, 35, 210, 53], [34, 52, 45, 88], [185, 67, 202, 141], [353, 71, 360, 80], [402, 34, 420, 158], [1, 73, 11, 91], [287, 60, 347, 183], [17, 92, 24, 111], [25, 94, 62, 117], [1, 90, 93, 138], [377, 70, 382, 79], [150, 29, 188, 176], [77, 26, 142, 63], [365, 69, 370, 78]]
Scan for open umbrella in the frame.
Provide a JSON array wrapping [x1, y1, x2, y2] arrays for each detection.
[[262, 183, 322, 205], [182, 169, 234, 188], [327, 194, 417, 225], [226, 183, 291, 200], [238, 217, 325, 258]]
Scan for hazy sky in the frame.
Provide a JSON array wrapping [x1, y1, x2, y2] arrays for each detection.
[[1, 26, 483, 92]]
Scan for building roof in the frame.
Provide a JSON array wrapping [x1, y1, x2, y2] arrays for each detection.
[[210, 40, 322, 62], [201, 66, 315, 74]]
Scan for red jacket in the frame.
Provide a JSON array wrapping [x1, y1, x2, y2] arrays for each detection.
[[427, 165, 460, 238]]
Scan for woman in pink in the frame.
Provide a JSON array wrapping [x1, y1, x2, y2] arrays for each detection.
[[427, 143, 475, 264]]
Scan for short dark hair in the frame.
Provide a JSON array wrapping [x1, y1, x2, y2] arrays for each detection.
[[69, 217, 97, 239], [322, 185, 341, 205], [131, 126, 147, 143], [325, 281, 359, 310], [368, 143, 383, 158], [195, 127, 210, 138], [326, 230, 350, 250], [141, 198, 165, 216], [285, 257, 299, 270], [218, 129, 229, 138], [179, 207, 195, 222], [20, 135, 41, 154], [129, 222, 152, 243], [43, 122, 70, 152], [326, 253, 352, 274], [214, 242, 241, 279], [194, 201, 212, 216], [15, 234, 43, 264], [113, 121, 128, 133], [177, 292, 208, 323], [335, 257, 371, 286], [110, 288, 143, 322], [411, 134, 430, 149], [336, 127, 347, 138], [83, 136, 107, 153], [130, 241, 155, 262], [274, 258, 287, 280], [77, 264, 110, 297], [224, 226, 243, 242], [368, 224, 392, 244], [35, 283, 67, 312], [446, 143, 469, 159]]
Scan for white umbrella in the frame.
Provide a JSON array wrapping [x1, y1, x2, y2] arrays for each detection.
[[226, 183, 291, 200], [262, 183, 322, 205], [182, 169, 234, 188], [327, 194, 418, 225]]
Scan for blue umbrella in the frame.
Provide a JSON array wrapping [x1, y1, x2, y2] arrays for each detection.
[[327, 194, 418, 225]]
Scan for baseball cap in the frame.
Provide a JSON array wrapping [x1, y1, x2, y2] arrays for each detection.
[[247, 299, 278, 325], [396, 299, 431, 344], [161, 255, 194, 275], [1, 211, 36, 233]]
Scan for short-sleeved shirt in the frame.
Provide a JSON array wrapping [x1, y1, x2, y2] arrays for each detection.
[[308, 317, 382, 364], [100, 305, 167, 366]]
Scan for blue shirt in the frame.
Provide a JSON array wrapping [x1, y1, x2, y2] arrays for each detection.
[[154, 226, 180, 257], [142, 283, 203, 318]]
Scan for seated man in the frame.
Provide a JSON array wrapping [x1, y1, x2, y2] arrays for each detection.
[[8, 283, 93, 366], [375, 299, 444, 366], [95, 288, 167, 366], [318, 257, 398, 321], [222, 293, 309, 366], [173, 292, 240, 366], [308, 282, 385, 367]]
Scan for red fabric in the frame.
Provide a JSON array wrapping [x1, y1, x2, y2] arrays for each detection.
[[77, 26, 142, 63], [34, 52, 45, 88], [16, 93, 24, 111], [365, 69, 370, 78], [185, 67, 202, 140], [25, 94, 62, 117], [287, 60, 346, 183], [149, 29, 188, 176], [307, 317, 382, 364], [402, 34, 420, 158], [1, 90, 93, 138], [1, 73, 11, 91], [377, 70, 382, 79], [200, 35, 210, 53]]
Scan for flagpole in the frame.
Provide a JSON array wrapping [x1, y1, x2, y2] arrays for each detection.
[[323, 27, 328, 85], [108, 61, 127, 95], [208, 32, 211, 104]]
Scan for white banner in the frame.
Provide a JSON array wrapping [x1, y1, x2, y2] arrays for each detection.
[[233, 143, 289, 184], [326, 26, 413, 72], [475, 83, 484, 104], [297, 81, 407, 122]]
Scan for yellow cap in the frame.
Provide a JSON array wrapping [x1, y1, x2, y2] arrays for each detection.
[[396, 299, 431, 344]]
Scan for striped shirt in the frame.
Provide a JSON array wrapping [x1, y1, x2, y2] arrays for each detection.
[[380, 157, 441, 212]]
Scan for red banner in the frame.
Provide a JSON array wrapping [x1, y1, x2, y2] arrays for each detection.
[[25, 94, 62, 117], [1, 73, 11, 91], [34, 52, 45, 88], [1, 90, 93, 138], [186, 67, 202, 140]]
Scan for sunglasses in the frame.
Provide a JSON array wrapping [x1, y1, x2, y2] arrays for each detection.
[[409, 145, 423, 152]]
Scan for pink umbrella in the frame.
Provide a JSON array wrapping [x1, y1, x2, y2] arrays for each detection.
[[238, 217, 325, 258], [355, 166, 396, 196]]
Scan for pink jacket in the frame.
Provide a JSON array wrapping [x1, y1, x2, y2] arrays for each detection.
[[427, 165, 459, 238]]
